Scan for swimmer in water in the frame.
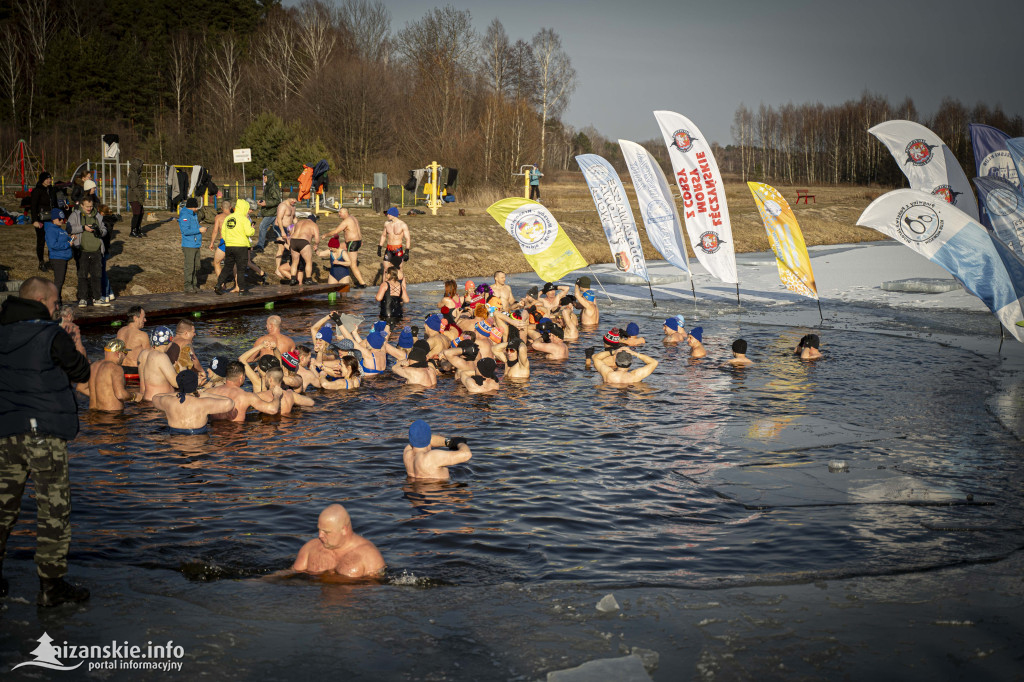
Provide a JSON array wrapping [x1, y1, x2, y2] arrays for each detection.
[[393, 340, 438, 388], [685, 327, 706, 359], [662, 315, 688, 343], [115, 305, 149, 372], [620, 322, 646, 347], [592, 347, 658, 385], [76, 339, 141, 411], [138, 326, 178, 401], [255, 367, 314, 415], [403, 420, 473, 481], [530, 318, 568, 360], [575, 277, 599, 327], [206, 359, 282, 422], [460, 356, 499, 393], [796, 333, 823, 360], [290, 504, 386, 579], [494, 338, 530, 380], [728, 338, 754, 367], [152, 369, 235, 434]]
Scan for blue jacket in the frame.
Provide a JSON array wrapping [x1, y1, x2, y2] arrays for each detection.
[[44, 221, 72, 260], [178, 206, 203, 248]]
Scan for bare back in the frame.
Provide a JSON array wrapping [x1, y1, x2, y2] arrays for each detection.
[[116, 326, 150, 367], [141, 349, 177, 401]]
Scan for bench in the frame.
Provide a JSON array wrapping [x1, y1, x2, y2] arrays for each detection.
[[794, 189, 815, 204]]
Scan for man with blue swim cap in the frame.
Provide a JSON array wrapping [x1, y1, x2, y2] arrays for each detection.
[[574, 276, 599, 327], [403, 419, 473, 481], [663, 315, 688, 343]]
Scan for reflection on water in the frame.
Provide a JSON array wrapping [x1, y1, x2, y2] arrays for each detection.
[[6, 291, 1023, 588]]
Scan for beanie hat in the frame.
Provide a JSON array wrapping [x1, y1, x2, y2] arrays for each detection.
[[425, 314, 442, 332], [327, 236, 340, 249], [316, 324, 334, 343], [603, 328, 621, 346], [367, 331, 385, 349], [50, 208, 65, 221], [387, 207, 399, 217], [626, 322, 640, 337], [373, 320, 388, 334], [209, 355, 230, 377], [398, 326, 414, 349], [689, 326, 703, 342], [281, 350, 300, 370]]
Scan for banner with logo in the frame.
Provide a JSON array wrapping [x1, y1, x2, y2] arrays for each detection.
[[617, 139, 691, 275], [1004, 137, 1024, 190], [654, 111, 739, 284], [857, 189, 1024, 341], [972, 176, 1024, 255], [869, 120, 980, 221], [486, 198, 588, 282], [575, 154, 651, 281], [970, 124, 1020, 188], [747, 182, 818, 299]]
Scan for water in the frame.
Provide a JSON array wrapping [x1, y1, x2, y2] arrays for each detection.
[[7, 286, 1023, 589]]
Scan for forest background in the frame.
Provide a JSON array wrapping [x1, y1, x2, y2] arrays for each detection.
[[0, 0, 1022, 193]]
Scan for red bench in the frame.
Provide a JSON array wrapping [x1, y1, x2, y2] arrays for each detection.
[[794, 189, 816, 204]]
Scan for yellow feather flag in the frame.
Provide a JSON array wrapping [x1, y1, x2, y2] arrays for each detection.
[[747, 183, 818, 299], [486, 198, 588, 283]]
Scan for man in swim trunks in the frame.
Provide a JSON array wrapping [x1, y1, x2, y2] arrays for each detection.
[[460, 356, 499, 393], [392, 340, 438, 388], [152, 369, 234, 434], [167, 319, 202, 373], [662, 315, 688, 343], [115, 305, 149, 373], [403, 420, 472, 481], [575, 277, 600, 327], [76, 339, 140, 411], [255, 367, 314, 416], [729, 339, 754, 366], [250, 314, 296, 358], [593, 347, 659, 385], [291, 503, 385, 579], [289, 217, 320, 286], [139, 326, 178, 401], [686, 326, 707, 359], [274, 194, 299, 280], [206, 360, 282, 422], [491, 271, 514, 311], [377, 207, 410, 280], [494, 338, 530, 380], [325, 208, 366, 287]]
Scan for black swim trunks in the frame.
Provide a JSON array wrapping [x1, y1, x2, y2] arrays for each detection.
[[290, 238, 309, 253], [347, 240, 362, 252], [385, 245, 405, 267]]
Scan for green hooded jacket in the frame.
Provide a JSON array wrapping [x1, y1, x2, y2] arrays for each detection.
[[126, 158, 144, 205], [259, 169, 281, 217]]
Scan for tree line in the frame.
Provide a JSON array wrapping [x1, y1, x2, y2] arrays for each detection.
[[0, 0, 580, 192]]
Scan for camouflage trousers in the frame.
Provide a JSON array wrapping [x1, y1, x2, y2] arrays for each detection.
[[0, 433, 71, 579]]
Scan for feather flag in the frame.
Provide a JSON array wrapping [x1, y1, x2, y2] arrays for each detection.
[[617, 140, 691, 276], [972, 176, 1024, 255], [576, 154, 651, 281], [747, 182, 818, 299], [869, 120, 979, 221], [857, 189, 1024, 341], [970, 124, 1020, 188], [654, 111, 739, 284], [486, 198, 587, 283], [1005, 138, 1024, 190]]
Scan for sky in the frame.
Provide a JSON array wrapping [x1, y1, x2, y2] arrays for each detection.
[[312, 0, 1024, 146]]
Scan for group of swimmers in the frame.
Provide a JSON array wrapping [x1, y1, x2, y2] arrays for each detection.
[[63, 270, 823, 579]]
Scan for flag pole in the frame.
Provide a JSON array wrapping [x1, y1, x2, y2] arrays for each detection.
[[816, 298, 823, 322], [735, 283, 740, 305], [646, 280, 657, 308], [588, 266, 613, 302], [690, 277, 698, 316]]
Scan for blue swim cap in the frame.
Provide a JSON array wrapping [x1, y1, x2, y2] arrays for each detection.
[[409, 419, 431, 448], [582, 290, 596, 302], [425, 314, 442, 332], [387, 207, 399, 217], [151, 325, 173, 346], [367, 331, 385, 349], [664, 318, 679, 331], [316, 324, 333, 343], [373, 320, 388, 333], [398, 327, 414, 349], [690, 326, 703, 342], [626, 322, 640, 337]]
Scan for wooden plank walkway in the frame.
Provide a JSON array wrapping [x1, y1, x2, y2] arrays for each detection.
[[74, 282, 351, 327]]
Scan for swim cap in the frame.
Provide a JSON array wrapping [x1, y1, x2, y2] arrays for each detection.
[[327, 236, 340, 249], [258, 355, 281, 372], [367, 332, 385, 349], [409, 419, 431, 448], [373, 320, 388, 334], [577, 276, 591, 289], [664, 318, 679, 331], [387, 207, 399, 217], [477, 357, 497, 379], [409, 340, 430, 368], [316, 324, 333, 343], [732, 339, 747, 354], [209, 355, 230, 377], [615, 352, 633, 368], [425, 314, 442, 332], [475, 320, 493, 338], [626, 322, 640, 337], [689, 326, 703, 342], [604, 328, 621, 346], [464, 280, 474, 291], [151, 326, 173, 346], [104, 338, 127, 353], [176, 369, 199, 402], [338, 339, 355, 351], [281, 350, 300, 370], [527, 285, 539, 298], [398, 327, 414, 349], [582, 290, 596, 302]]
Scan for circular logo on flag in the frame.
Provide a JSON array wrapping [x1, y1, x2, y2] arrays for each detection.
[[763, 199, 783, 219], [904, 139, 938, 166], [582, 164, 610, 183], [896, 201, 943, 244], [671, 129, 697, 153], [507, 207, 558, 255], [931, 185, 962, 205], [985, 187, 1020, 217], [699, 231, 722, 254], [978, 151, 1019, 185], [645, 199, 674, 224]]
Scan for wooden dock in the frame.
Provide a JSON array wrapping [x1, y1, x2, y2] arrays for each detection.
[[73, 282, 351, 327]]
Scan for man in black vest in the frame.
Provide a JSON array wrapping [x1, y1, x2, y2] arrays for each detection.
[[0, 277, 91, 607]]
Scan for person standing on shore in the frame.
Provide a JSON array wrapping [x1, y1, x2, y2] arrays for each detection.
[[179, 198, 206, 293], [255, 168, 281, 252], [43, 210, 72, 305], [215, 199, 255, 296], [529, 164, 543, 201], [30, 172, 57, 271], [0, 277, 92, 607], [377, 207, 410, 281], [68, 197, 108, 308], [326, 208, 367, 288], [126, 158, 145, 238]]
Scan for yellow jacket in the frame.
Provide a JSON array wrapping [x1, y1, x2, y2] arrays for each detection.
[[221, 198, 255, 247]]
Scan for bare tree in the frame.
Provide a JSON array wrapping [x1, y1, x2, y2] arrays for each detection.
[[299, 0, 341, 81], [169, 32, 198, 133], [16, 0, 56, 140], [531, 28, 576, 170], [340, 0, 391, 64], [251, 8, 307, 115], [208, 33, 243, 130], [0, 23, 21, 124], [731, 104, 753, 182]]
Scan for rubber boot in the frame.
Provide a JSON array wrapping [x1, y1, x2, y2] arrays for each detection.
[[37, 576, 90, 607]]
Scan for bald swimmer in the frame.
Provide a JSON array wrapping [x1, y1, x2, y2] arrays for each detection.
[[291, 504, 385, 579]]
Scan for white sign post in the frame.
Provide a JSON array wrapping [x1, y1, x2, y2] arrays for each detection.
[[233, 148, 252, 188]]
